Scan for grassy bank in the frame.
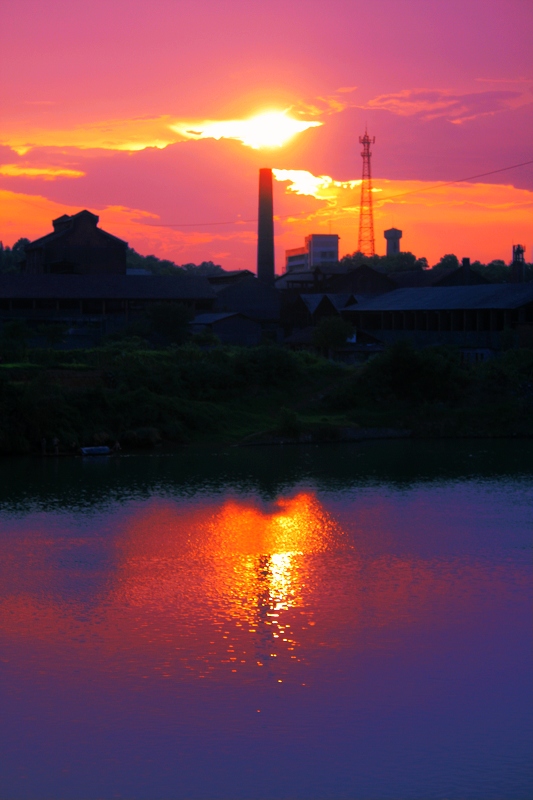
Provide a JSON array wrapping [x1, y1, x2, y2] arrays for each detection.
[[0, 343, 345, 454], [1, 341, 532, 454]]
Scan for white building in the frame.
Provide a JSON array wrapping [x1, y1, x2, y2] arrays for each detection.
[[285, 234, 339, 273]]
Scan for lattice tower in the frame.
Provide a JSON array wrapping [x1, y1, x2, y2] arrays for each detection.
[[357, 130, 376, 257]]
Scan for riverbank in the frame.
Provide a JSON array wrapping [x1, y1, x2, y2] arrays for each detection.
[[1, 341, 532, 454]]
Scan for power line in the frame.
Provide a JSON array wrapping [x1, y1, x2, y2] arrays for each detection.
[[373, 159, 533, 204], [148, 158, 533, 229]]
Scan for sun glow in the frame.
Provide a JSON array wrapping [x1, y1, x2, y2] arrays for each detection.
[[1, 110, 320, 154], [273, 168, 360, 199], [172, 111, 322, 149]]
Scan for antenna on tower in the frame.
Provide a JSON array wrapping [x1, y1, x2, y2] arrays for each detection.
[[357, 129, 376, 257]]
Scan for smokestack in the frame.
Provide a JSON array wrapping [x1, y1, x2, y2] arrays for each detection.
[[257, 168, 275, 284]]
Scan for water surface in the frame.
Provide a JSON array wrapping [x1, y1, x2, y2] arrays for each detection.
[[0, 441, 531, 799]]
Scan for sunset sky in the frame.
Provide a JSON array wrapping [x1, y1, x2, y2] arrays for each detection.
[[1, 0, 532, 271]]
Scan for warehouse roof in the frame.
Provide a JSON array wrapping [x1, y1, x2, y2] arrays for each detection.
[[344, 284, 533, 312], [0, 274, 216, 300], [192, 312, 247, 324], [299, 293, 357, 313], [27, 210, 126, 248], [214, 276, 280, 321]]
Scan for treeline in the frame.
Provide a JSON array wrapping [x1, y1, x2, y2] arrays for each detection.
[[340, 251, 533, 281], [0, 238, 223, 276], [0, 239, 31, 273], [126, 247, 224, 276]]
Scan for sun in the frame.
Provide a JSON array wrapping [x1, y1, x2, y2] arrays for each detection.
[[171, 110, 321, 150], [230, 111, 321, 149]]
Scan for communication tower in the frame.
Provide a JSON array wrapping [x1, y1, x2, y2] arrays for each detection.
[[357, 130, 376, 257]]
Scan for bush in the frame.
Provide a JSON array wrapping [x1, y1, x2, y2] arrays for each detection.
[[233, 346, 301, 386], [312, 317, 353, 352], [276, 407, 302, 438], [327, 341, 468, 409]]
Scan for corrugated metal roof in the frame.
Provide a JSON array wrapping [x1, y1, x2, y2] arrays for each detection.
[[299, 293, 355, 313], [192, 312, 243, 324], [344, 284, 533, 312], [299, 294, 325, 314], [0, 274, 215, 300], [214, 276, 280, 321], [275, 271, 315, 289]]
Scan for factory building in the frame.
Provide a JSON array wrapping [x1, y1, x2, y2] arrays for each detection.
[[342, 284, 533, 351], [24, 210, 127, 275], [285, 234, 339, 272]]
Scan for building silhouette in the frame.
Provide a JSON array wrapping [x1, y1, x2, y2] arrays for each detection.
[[25, 210, 127, 275]]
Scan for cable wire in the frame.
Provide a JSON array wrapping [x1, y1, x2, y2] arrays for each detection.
[[149, 158, 533, 228]]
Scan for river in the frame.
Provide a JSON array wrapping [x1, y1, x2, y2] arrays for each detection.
[[0, 440, 531, 799]]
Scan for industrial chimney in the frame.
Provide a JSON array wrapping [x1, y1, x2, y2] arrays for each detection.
[[257, 168, 275, 284]]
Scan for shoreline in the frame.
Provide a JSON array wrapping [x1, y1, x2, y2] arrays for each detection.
[[14, 427, 533, 459]]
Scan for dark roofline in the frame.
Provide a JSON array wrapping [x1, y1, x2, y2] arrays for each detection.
[[0, 274, 215, 300], [343, 284, 533, 312], [27, 210, 127, 249], [192, 312, 250, 324]]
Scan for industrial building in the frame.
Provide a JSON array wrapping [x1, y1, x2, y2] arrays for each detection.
[[342, 284, 533, 351], [189, 312, 262, 346], [0, 273, 215, 346], [24, 210, 127, 275], [285, 234, 340, 272]]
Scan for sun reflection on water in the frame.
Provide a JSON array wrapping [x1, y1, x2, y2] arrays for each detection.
[[193, 492, 341, 674], [1, 488, 506, 687]]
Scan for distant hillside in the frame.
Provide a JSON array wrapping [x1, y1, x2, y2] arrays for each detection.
[[126, 247, 224, 276]]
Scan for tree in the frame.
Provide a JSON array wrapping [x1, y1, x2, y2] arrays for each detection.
[[147, 303, 193, 344], [0, 238, 31, 273], [181, 261, 225, 276], [126, 247, 182, 275], [0, 319, 32, 360], [12, 238, 30, 260], [340, 251, 380, 270], [37, 323, 67, 348], [340, 251, 428, 274], [434, 254, 459, 271], [378, 251, 425, 273], [126, 247, 224, 276], [312, 316, 353, 354]]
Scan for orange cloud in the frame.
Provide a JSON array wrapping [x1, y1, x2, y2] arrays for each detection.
[[273, 172, 533, 264], [2, 171, 532, 268], [0, 164, 84, 180], [1, 111, 321, 154], [292, 90, 359, 118], [0, 189, 256, 265]]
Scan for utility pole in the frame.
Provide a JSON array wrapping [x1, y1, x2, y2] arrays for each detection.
[[357, 130, 376, 257]]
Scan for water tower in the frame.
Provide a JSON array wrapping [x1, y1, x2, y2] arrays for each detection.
[[384, 228, 402, 257]]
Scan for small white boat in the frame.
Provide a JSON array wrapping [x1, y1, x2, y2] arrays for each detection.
[[80, 446, 111, 456]]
